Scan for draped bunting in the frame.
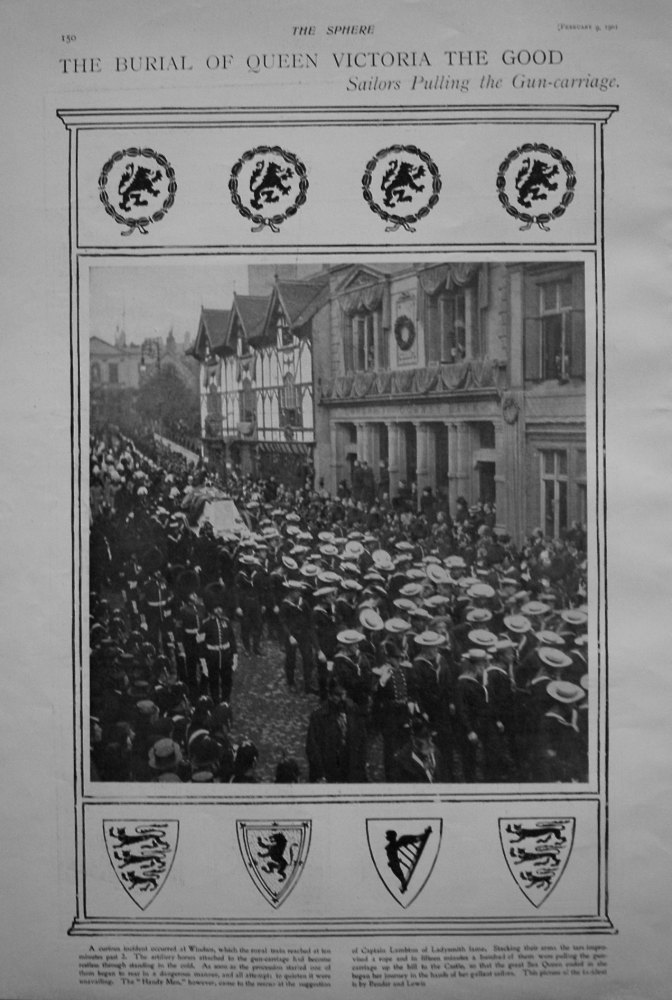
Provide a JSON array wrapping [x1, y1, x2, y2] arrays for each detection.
[[417, 262, 480, 296], [338, 282, 385, 316], [236, 353, 257, 383], [319, 359, 504, 402]]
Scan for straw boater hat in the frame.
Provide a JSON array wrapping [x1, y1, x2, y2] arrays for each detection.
[[336, 629, 365, 645], [341, 579, 363, 592], [400, 582, 423, 598], [466, 608, 493, 624], [384, 617, 412, 634], [359, 608, 385, 632], [467, 629, 498, 649], [394, 597, 419, 615], [535, 630, 565, 647], [148, 738, 184, 772], [414, 630, 446, 647], [424, 594, 450, 609], [281, 555, 299, 572], [503, 614, 533, 634], [467, 583, 496, 601], [318, 570, 342, 585], [546, 680, 584, 704], [426, 563, 450, 586], [318, 531, 336, 543], [462, 648, 489, 663], [444, 555, 466, 570], [560, 609, 588, 628], [521, 600, 551, 617], [537, 647, 573, 670], [344, 540, 365, 559], [319, 544, 339, 557]]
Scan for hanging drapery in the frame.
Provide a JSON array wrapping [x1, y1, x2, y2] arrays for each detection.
[[338, 282, 385, 315]]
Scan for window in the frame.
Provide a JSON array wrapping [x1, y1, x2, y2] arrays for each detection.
[[426, 284, 477, 363], [276, 309, 293, 349], [107, 363, 119, 384], [280, 373, 303, 428], [354, 313, 376, 371], [239, 377, 255, 423], [342, 307, 387, 372], [541, 450, 568, 538], [524, 268, 586, 382]]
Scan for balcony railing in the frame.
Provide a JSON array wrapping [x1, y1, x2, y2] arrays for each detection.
[[319, 359, 506, 403]]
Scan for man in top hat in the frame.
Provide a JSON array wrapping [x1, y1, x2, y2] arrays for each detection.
[[199, 583, 238, 705], [306, 677, 368, 783], [388, 714, 438, 783]]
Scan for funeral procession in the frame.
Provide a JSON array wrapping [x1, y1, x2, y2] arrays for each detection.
[[89, 261, 589, 785]]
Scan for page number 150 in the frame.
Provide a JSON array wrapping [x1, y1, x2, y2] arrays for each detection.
[[61, 34, 77, 43]]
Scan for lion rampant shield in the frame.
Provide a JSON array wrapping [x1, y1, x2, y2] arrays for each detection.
[[236, 820, 311, 908]]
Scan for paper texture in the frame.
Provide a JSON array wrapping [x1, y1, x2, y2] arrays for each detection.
[[0, 1, 670, 997]]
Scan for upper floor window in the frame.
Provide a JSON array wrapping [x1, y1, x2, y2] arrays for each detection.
[[280, 373, 303, 427], [343, 309, 387, 372], [524, 267, 585, 382], [426, 282, 479, 363], [239, 377, 255, 423], [276, 310, 294, 349], [107, 363, 119, 384]]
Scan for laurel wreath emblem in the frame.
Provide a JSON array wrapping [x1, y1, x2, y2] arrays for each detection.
[[394, 315, 416, 352], [229, 146, 309, 233], [362, 145, 441, 233], [99, 147, 176, 236], [496, 143, 576, 232]]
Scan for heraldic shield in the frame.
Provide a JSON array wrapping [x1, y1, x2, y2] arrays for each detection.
[[366, 818, 442, 909], [103, 820, 179, 911], [499, 817, 576, 907], [236, 820, 312, 909]]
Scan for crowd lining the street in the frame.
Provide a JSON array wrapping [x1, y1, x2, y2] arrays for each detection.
[[90, 427, 589, 785]]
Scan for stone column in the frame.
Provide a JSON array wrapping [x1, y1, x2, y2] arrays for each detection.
[[330, 421, 340, 494], [447, 422, 459, 511], [455, 423, 471, 502], [415, 421, 431, 496], [386, 421, 400, 498]]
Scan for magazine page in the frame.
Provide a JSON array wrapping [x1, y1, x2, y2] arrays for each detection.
[[0, 0, 670, 997]]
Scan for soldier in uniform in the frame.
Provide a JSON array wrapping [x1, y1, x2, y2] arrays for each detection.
[[175, 569, 205, 702], [199, 583, 238, 705]]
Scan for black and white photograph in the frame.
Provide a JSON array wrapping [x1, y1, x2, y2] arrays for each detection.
[[88, 257, 590, 786]]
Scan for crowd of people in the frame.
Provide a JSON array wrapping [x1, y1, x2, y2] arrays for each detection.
[[90, 426, 589, 785]]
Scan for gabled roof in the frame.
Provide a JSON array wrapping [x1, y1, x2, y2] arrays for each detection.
[[262, 275, 330, 338], [228, 294, 268, 345], [90, 336, 123, 357], [192, 308, 231, 360]]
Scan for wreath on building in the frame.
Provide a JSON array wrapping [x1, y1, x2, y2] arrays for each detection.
[[394, 315, 416, 352]]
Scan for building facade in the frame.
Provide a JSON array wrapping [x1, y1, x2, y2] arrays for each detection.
[[192, 267, 328, 487], [193, 261, 587, 542], [317, 261, 586, 543]]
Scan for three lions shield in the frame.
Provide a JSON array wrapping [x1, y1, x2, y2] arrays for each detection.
[[362, 145, 441, 233], [497, 143, 576, 231], [499, 817, 575, 907], [229, 147, 308, 233], [236, 820, 311, 908], [103, 820, 179, 910], [99, 148, 176, 235]]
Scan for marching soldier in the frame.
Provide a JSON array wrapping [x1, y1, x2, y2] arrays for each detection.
[[199, 583, 238, 705]]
